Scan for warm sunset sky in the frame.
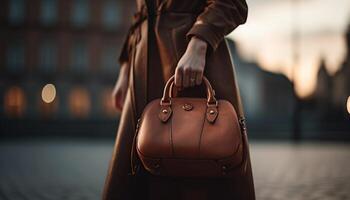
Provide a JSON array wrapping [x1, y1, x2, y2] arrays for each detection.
[[228, 0, 350, 97]]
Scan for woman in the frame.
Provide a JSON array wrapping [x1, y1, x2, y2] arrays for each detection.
[[103, 0, 255, 199]]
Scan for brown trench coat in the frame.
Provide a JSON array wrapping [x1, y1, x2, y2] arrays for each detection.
[[103, 0, 255, 199]]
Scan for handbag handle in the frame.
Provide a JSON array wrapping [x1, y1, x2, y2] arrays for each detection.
[[161, 75, 217, 106], [159, 75, 219, 123]]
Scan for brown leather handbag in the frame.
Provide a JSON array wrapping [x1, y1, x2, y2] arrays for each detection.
[[131, 75, 244, 178]]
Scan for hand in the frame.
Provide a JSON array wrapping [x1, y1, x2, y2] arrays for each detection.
[[175, 36, 207, 88], [112, 62, 130, 112]]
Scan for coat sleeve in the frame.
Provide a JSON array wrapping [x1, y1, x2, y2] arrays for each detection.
[[186, 0, 248, 51], [118, 31, 132, 65]]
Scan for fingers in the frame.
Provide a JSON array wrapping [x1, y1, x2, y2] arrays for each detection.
[[113, 86, 127, 112], [175, 66, 204, 88], [190, 70, 196, 87], [195, 70, 203, 85], [112, 72, 130, 112], [114, 91, 122, 111], [182, 67, 190, 88], [183, 67, 203, 88]]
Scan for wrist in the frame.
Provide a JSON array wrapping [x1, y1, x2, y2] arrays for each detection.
[[189, 36, 207, 54]]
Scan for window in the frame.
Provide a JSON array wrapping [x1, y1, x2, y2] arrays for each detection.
[[4, 86, 26, 118], [55, 82, 70, 118], [101, 46, 118, 73], [69, 87, 90, 118], [6, 41, 25, 72], [70, 0, 90, 27], [40, 0, 57, 25], [70, 41, 88, 72], [39, 39, 57, 73], [102, 0, 121, 29], [8, 0, 25, 25]]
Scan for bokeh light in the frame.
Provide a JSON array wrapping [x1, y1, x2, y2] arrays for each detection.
[[41, 84, 56, 103], [347, 96, 350, 114], [69, 87, 90, 118]]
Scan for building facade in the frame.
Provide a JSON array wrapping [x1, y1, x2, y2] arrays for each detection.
[[0, 0, 135, 136]]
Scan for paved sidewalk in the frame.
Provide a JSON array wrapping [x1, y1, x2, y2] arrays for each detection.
[[0, 139, 349, 200], [251, 142, 350, 200]]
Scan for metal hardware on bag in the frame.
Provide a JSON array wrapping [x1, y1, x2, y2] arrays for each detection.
[[136, 118, 142, 130], [239, 118, 246, 129], [154, 163, 160, 169], [132, 165, 140, 176], [206, 103, 219, 123], [159, 106, 172, 123], [151, 160, 161, 175], [160, 99, 171, 106], [207, 100, 218, 107], [182, 103, 193, 111], [222, 165, 228, 175], [239, 118, 247, 134], [137, 118, 141, 127], [131, 118, 142, 176]]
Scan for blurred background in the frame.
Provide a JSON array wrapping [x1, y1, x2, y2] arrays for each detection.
[[0, 0, 135, 137], [0, 0, 349, 199]]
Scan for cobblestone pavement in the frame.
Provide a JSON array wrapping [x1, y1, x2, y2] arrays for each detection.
[[251, 142, 350, 200], [0, 139, 349, 200]]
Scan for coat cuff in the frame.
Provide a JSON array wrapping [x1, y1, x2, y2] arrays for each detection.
[[186, 23, 222, 52]]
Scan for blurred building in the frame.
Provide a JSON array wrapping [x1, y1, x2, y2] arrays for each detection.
[[311, 25, 350, 138], [332, 25, 350, 117], [0, 0, 135, 136], [0, 0, 348, 139], [228, 35, 349, 140], [227, 39, 294, 138]]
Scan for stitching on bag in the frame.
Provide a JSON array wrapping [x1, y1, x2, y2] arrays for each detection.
[[170, 110, 175, 156], [197, 106, 207, 158], [137, 141, 242, 161]]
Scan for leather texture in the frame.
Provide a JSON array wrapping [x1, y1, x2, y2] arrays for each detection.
[[102, 0, 256, 199], [135, 76, 243, 178]]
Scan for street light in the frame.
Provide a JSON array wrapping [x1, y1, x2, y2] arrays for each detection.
[[41, 84, 56, 103]]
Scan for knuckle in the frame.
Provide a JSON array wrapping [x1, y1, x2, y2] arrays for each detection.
[[175, 66, 183, 72], [183, 66, 191, 73], [196, 66, 204, 72]]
